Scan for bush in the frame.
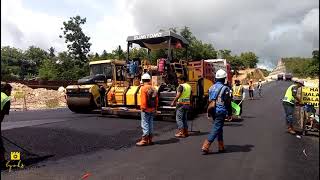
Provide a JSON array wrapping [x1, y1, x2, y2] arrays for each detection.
[[283, 57, 318, 78]]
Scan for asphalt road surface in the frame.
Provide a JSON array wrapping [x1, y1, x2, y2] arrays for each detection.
[[1, 81, 319, 180]]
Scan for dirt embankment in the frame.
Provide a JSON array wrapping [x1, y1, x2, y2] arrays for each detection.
[[9, 83, 67, 111], [233, 68, 266, 85]]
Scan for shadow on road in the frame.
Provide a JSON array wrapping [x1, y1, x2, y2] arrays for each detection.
[[188, 131, 209, 136], [229, 118, 244, 122], [241, 116, 255, 119], [224, 144, 254, 153], [224, 123, 243, 127], [206, 144, 254, 155], [155, 138, 180, 145], [23, 155, 54, 166]]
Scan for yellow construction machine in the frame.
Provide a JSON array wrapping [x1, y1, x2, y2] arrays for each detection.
[[65, 59, 126, 113], [101, 31, 217, 119]]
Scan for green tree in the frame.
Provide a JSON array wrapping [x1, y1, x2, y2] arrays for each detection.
[[1, 46, 25, 80], [218, 49, 232, 59], [228, 55, 245, 75], [24, 45, 49, 76], [180, 26, 195, 43], [129, 48, 148, 60], [189, 39, 217, 60], [175, 26, 194, 60], [282, 56, 318, 78], [39, 59, 59, 80], [239, 52, 259, 68], [48, 47, 55, 57], [24, 46, 49, 65], [112, 45, 125, 60], [57, 52, 82, 80], [60, 15, 92, 67], [101, 50, 109, 59], [154, 26, 217, 61]]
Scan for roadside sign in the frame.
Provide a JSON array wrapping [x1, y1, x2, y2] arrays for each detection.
[[301, 87, 319, 107]]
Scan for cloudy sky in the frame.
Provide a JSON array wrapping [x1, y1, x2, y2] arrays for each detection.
[[1, 0, 319, 69]]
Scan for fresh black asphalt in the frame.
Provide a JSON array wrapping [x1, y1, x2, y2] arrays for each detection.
[[1, 81, 319, 180]]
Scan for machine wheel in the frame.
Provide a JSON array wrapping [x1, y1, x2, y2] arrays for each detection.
[[66, 95, 97, 113]]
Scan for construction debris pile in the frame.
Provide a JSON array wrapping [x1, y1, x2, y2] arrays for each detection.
[[9, 83, 67, 111]]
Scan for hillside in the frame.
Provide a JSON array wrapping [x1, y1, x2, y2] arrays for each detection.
[[233, 68, 267, 84]]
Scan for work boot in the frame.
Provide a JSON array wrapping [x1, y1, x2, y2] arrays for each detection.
[[148, 134, 154, 145], [201, 139, 212, 154], [287, 126, 296, 135], [183, 128, 189, 137], [175, 129, 186, 138], [136, 136, 149, 146], [218, 141, 225, 153]]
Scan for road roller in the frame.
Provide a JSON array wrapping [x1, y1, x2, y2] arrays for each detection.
[[65, 59, 126, 113]]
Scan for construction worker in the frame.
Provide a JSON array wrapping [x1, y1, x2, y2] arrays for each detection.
[[248, 79, 254, 100], [1, 82, 12, 165], [171, 75, 192, 138], [257, 79, 262, 97], [202, 69, 232, 154], [98, 85, 106, 107], [136, 73, 158, 146], [282, 80, 304, 135], [232, 79, 245, 119]]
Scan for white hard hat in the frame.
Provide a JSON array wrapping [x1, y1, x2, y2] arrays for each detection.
[[141, 73, 151, 80], [215, 69, 227, 79]]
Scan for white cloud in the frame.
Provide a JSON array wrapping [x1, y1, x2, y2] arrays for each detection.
[[88, 0, 138, 53], [1, 0, 65, 51], [1, 0, 137, 55], [301, 8, 319, 48], [126, 0, 319, 68], [1, 0, 318, 69]]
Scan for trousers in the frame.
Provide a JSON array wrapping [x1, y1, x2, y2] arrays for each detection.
[[282, 102, 295, 126], [207, 114, 226, 142], [141, 111, 154, 136]]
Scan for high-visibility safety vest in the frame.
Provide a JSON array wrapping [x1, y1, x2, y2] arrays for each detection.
[[1, 92, 10, 111], [232, 85, 243, 97], [283, 85, 296, 104], [177, 83, 191, 105]]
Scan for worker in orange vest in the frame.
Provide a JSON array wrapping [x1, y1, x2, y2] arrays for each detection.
[[136, 73, 158, 146]]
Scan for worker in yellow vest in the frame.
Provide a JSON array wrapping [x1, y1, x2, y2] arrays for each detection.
[[171, 75, 192, 138], [1, 82, 12, 166], [282, 80, 304, 135], [232, 79, 245, 119]]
